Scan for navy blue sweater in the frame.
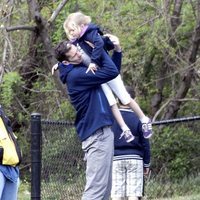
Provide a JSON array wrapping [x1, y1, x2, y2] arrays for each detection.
[[74, 23, 117, 68], [112, 108, 151, 167], [58, 52, 120, 141]]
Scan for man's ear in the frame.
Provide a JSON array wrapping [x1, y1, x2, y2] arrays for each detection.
[[62, 60, 70, 65]]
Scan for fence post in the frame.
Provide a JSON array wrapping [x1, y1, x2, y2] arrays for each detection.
[[31, 113, 41, 200]]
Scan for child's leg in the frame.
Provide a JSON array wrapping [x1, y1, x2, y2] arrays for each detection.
[[129, 99, 145, 119], [111, 104, 134, 142], [107, 75, 153, 138], [106, 75, 145, 118], [101, 83, 117, 106], [101, 83, 128, 130], [111, 104, 129, 131], [101, 84, 134, 142], [107, 75, 131, 105]]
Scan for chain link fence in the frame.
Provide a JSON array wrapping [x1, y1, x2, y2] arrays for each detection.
[[31, 114, 200, 200]]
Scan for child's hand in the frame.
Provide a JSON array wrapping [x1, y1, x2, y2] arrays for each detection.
[[144, 167, 150, 177], [52, 63, 58, 75], [86, 63, 97, 74]]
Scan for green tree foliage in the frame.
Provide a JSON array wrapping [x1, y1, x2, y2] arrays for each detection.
[[0, 72, 24, 115], [152, 123, 200, 179]]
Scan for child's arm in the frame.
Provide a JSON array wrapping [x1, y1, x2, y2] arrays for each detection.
[[83, 30, 104, 74], [84, 29, 104, 63], [104, 34, 122, 72]]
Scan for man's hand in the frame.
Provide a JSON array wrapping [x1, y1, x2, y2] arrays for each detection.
[[104, 34, 121, 52], [86, 63, 97, 74], [52, 63, 58, 75]]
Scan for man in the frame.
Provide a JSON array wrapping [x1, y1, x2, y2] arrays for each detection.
[[54, 36, 120, 200], [111, 86, 151, 200]]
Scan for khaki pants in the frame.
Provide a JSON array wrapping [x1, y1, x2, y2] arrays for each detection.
[[82, 126, 114, 200]]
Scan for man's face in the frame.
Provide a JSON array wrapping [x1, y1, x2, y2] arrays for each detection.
[[65, 44, 83, 65]]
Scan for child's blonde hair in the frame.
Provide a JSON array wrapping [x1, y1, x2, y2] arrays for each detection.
[[63, 12, 91, 40]]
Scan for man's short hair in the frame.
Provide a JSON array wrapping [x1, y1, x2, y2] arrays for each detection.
[[54, 41, 72, 62]]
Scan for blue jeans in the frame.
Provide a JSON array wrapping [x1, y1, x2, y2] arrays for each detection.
[[0, 171, 19, 200], [82, 126, 114, 200]]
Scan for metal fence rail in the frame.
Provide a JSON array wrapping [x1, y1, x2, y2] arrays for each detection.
[[31, 114, 200, 200]]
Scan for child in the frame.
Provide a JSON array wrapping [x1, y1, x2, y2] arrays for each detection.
[[111, 86, 150, 200], [59, 12, 152, 140]]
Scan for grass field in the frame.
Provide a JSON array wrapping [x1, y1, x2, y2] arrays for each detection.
[[17, 186, 200, 200], [151, 194, 200, 200], [18, 192, 200, 200], [17, 175, 200, 200], [18, 181, 30, 200]]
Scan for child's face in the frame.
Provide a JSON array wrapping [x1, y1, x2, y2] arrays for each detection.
[[67, 23, 82, 40]]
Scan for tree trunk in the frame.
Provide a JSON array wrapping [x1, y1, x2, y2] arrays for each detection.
[[163, 19, 200, 119], [151, 0, 183, 116], [27, 0, 67, 96]]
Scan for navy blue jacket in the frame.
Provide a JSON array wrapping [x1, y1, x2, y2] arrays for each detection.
[[74, 23, 117, 68], [58, 52, 120, 141], [112, 108, 151, 167]]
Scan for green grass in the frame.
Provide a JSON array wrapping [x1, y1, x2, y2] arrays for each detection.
[[18, 180, 30, 200], [145, 174, 200, 200], [152, 194, 200, 200], [18, 175, 200, 200]]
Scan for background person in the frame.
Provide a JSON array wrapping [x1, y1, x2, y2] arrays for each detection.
[[111, 86, 151, 200], [0, 105, 20, 200]]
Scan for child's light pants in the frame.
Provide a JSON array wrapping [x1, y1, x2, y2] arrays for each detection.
[[101, 74, 131, 106]]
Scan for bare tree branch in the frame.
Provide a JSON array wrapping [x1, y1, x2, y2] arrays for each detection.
[[153, 99, 171, 122], [170, 0, 183, 32], [15, 97, 30, 115], [27, 0, 67, 95], [0, 25, 36, 32], [163, 17, 200, 119], [151, 0, 184, 115], [0, 0, 14, 81], [48, 0, 69, 24], [153, 97, 200, 121]]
